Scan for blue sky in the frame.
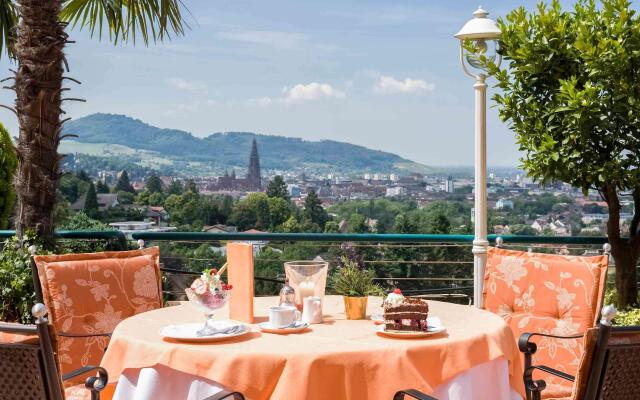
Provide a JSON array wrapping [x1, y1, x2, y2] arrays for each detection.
[[0, 1, 571, 167]]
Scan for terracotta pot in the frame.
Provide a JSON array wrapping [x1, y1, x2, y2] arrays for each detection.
[[343, 296, 368, 320]]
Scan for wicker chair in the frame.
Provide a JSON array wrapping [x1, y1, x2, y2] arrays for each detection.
[[520, 306, 640, 400], [0, 304, 107, 400], [203, 390, 246, 400], [392, 389, 438, 400]]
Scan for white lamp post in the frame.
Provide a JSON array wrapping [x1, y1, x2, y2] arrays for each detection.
[[455, 6, 502, 308]]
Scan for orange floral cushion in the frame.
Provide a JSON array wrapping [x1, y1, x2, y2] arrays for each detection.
[[33, 247, 162, 385], [483, 247, 608, 397]]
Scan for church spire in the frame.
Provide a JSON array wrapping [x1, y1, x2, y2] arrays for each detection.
[[247, 137, 261, 191]]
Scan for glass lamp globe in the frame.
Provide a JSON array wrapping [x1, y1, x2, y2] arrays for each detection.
[[455, 6, 501, 73]]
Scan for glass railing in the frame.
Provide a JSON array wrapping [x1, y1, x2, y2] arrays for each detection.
[[1, 230, 614, 305]]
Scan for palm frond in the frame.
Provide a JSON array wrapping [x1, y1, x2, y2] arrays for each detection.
[[60, 0, 189, 45], [0, 0, 17, 59]]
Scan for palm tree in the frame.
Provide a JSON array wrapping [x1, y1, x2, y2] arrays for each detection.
[[0, 0, 187, 247]]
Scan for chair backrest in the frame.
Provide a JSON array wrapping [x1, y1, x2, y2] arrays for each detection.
[[483, 246, 609, 392], [0, 306, 64, 400], [32, 247, 162, 384], [583, 322, 640, 400]]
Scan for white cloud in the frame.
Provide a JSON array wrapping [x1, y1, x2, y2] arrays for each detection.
[[166, 78, 207, 92], [282, 82, 345, 103], [373, 76, 435, 95], [216, 30, 307, 50]]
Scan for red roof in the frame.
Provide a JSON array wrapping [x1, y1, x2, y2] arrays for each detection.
[[242, 229, 266, 234]]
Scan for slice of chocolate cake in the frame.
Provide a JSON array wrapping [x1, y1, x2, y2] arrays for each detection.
[[383, 298, 429, 332]]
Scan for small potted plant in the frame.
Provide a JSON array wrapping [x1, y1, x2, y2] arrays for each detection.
[[331, 255, 383, 320]]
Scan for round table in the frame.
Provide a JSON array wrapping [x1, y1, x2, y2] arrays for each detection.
[[101, 296, 524, 400]]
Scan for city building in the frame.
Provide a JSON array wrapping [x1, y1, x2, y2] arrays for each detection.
[[211, 138, 263, 192], [445, 176, 454, 193], [71, 193, 119, 212], [495, 199, 514, 210]]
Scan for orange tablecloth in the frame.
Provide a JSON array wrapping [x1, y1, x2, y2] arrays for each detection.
[[101, 296, 524, 400]]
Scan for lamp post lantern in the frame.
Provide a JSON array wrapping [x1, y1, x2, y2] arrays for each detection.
[[455, 6, 502, 308]]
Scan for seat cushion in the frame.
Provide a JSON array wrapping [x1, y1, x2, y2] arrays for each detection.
[[483, 247, 608, 394], [34, 247, 162, 385]]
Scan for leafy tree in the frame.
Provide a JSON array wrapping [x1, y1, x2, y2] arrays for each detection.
[[229, 193, 271, 230], [394, 214, 418, 234], [184, 179, 198, 194], [304, 189, 328, 229], [83, 182, 99, 218], [347, 214, 368, 233], [95, 180, 110, 194], [115, 170, 135, 194], [510, 224, 537, 236], [0, 1, 187, 247], [324, 220, 339, 233], [116, 191, 135, 205], [267, 197, 291, 229], [58, 173, 89, 203], [0, 123, 16, 228], [266, 175, 289, 200], [428, 213, 451, 234], [146, 174, 163, 193], [148, 192, 164, 206], [167, 179, 183, 195], [493, 0, 640, 306], [77, 170, 91, 182]]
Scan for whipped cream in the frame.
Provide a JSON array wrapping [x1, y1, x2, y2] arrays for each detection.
[[384, 290, 405, 307]]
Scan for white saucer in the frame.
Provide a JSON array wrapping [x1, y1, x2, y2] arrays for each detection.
[[159, 321, 249, 342], [258, 321, 310, 334], [375, 317, 446, 339]]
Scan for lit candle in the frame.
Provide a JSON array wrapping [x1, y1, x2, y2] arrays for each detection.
[[298, 280, 316, 301]]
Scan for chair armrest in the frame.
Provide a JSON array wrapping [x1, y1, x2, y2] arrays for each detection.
[[0, 322, 37, 334], [523, 365, 575, 395], [393, 389, 438, 400], [203, 390, 245, 400], [63, 365, 108, 397], [518, 332, 583, 400], [518, 332, 584, 354]]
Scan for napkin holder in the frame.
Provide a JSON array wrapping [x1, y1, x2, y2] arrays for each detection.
[[227, 242, 254, 323]]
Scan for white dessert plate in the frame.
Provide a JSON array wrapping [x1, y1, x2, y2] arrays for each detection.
[[258, 321, 310, 334], [376, 317, 446, 338], [160, 321, 249, 342]]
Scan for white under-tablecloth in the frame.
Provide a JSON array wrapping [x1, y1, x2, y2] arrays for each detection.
[[112, 358, 522, 400]]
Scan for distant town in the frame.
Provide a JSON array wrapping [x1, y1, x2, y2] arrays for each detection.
[[60, 137, 628, 239]]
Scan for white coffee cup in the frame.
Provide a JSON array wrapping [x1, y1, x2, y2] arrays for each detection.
[[268, 305, 301, 328]]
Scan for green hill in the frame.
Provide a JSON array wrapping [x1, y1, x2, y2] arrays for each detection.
[[61, 113, 431, 176]]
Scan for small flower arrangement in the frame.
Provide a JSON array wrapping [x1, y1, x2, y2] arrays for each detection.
[[331, 256, 383, 298]]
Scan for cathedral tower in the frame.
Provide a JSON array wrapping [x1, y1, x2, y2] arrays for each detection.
[[247, 137, 262, 191]]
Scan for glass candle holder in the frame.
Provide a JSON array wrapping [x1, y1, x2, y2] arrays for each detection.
[[284, 260, 328, 311]]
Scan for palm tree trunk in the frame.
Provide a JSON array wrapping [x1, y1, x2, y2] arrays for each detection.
[[14, 0, 66, 248]]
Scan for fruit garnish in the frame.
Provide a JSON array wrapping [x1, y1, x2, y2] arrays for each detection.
[[393, 288, 402, 294], [190, 278, 208, 295], [210, 268, 218, 275]]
